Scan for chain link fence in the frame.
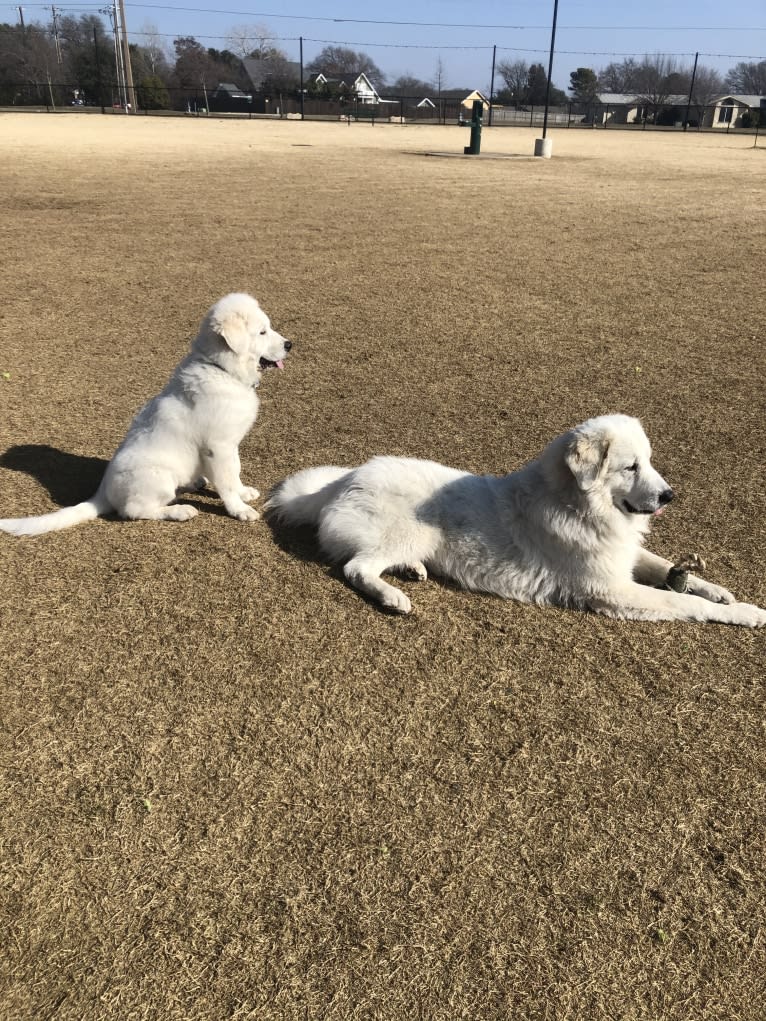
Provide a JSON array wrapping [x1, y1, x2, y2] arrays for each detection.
[[0, 82, 761, 135]]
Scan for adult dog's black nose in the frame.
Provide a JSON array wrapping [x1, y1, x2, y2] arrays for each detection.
[[284, 341, 293, 352], [659, 488, 674, 505]]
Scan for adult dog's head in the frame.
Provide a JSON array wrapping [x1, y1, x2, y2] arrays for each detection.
[[561, 414, 674, 521], [194, 292, 292, 385]]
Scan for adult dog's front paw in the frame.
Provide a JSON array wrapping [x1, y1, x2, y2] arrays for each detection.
[[728, 603, 766, 627], [240, 486, 260, 503], [687, 577, 736, 604]]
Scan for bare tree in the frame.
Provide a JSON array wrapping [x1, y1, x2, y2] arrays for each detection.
[[136, 21, 169, 75], [432, 56, 447, 96], [690, 65, 724, 107], [598, 58, 640, 93], [633, 54, 688, 121], [225, 22, 283, 61], [391, 74, 432, 93], [0, 21, 58, 95], [497, 59, 528, 103], [307, 45, 385, 88], [724, 60, 766, 94]]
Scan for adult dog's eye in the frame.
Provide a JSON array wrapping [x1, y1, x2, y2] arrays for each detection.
[[260, 329, 267, 335], [626, 462, 638, 472]]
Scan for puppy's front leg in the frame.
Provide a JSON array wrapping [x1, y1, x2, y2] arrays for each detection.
[[202, 446, 260, 521]]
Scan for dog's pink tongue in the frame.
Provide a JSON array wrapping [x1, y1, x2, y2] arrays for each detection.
[[653, 506, 666, 517], [276, 360, 284, 370]]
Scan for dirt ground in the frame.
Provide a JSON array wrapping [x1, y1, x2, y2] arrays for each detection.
[[0, 114, 764, 1021]]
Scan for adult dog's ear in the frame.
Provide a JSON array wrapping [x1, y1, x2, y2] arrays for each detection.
[[565, 429, 610, 491]]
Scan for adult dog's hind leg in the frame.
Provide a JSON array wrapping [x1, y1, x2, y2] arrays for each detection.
[[344, 556, 413, 614]]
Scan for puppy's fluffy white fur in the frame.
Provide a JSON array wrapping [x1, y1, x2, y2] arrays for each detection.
[[0, 292, 291, 535], [266, 415, 765, 626]]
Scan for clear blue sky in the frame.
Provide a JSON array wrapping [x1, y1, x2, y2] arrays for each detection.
[[7, 0, 766, 91]]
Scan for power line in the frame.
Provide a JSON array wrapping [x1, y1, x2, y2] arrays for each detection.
[[119, 27, 765, 61], [3, 2, 766, 32]]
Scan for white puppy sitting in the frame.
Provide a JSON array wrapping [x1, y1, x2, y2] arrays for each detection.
[[0, 292, 291, 535]]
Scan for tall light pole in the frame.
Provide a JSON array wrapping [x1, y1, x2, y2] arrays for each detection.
[[535, 0, 559, 157], [542, 0, 559, 139]]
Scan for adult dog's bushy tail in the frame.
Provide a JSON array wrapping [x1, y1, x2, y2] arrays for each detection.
[[264, 466, 350, 527], [0, 490, 112, 536]]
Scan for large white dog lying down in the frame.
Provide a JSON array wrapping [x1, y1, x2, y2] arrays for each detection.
[[265, 414, 765, 626], [0, 292, 291, 536]]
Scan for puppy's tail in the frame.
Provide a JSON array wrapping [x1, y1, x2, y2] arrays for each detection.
[[0, 490, 112, 537], [264, 466, 350, 527]]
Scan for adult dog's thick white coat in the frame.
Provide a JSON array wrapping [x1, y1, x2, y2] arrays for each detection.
[[265, 415, 765, 626], [0, 293, 291, 535]]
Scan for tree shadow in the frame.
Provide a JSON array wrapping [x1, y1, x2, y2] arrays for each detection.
[[0, 444, 107, 506]]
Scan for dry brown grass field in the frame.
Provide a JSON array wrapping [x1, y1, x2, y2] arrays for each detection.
[[0, 114, 764, 1021]]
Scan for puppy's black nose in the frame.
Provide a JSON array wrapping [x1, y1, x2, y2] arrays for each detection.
[[659, 488, 674, 505], [284, 341, 292, 352]]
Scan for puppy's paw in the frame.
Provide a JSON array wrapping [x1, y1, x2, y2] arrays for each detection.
[[165, 504, 199, 522], [231, 505, 261, 522], [382, 590, 412, 615], [240, 486, 260, 503]]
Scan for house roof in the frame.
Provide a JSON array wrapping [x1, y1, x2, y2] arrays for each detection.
[[597, 92, 690, 105], [242, 57, 301, 90], [438, 89, 489, 101], [597, 92, 763, 108], [714, 94, 763, 106], [313, 71, 379, 93]]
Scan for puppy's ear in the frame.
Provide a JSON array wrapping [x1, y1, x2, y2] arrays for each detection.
[[212, 310, 252, 355], [565, 430, 610, 491]]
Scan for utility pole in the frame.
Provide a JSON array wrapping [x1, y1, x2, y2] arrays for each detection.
[[683, 52, 699, 132], [50, 5, 63, 64], [17, 6, 25, 32], [103, 4, 127, 110], [117, 0, 135, 112]]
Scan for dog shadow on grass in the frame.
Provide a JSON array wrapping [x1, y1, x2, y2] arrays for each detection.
[[0, 444, 108, 506], [0, 445, 231, 518], [265, 515, 323, 566]]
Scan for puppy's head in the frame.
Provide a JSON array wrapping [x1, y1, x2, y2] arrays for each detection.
[[563, 414, 674, 519], [195, 292, 292, 383]]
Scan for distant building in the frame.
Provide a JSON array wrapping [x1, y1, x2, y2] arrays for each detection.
[[311, 71, 380, 104], [210, 82, 252, 112]]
